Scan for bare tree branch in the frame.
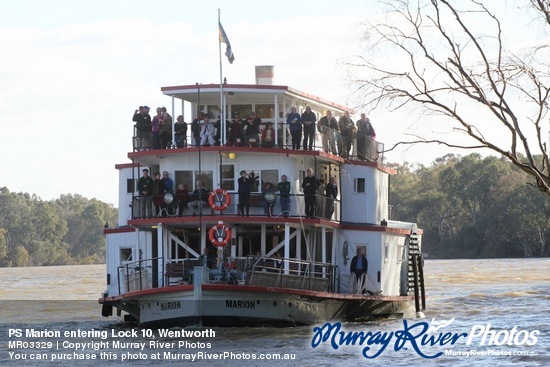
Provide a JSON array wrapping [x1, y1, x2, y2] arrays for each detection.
[[349, 0, 550, 194]]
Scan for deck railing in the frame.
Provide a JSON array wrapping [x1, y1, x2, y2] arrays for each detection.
[[132, 124, 383, 163], [130, 192, 341, 220], [247, 256, 338, 293], [117, 257, 162, 294], [116, 256, 338, 294]]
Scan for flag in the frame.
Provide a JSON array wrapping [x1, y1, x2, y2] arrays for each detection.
[[218, 21, 235, 64]]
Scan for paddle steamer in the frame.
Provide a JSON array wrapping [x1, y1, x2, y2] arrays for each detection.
[[99, 67, 425, 326]]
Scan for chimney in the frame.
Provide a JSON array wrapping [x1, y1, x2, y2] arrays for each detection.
[[255, 65, 274, 85]]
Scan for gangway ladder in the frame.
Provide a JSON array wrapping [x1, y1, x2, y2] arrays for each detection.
[[407, 232, 426, 313]]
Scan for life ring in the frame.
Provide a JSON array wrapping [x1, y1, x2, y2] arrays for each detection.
[[208, 188, 231, 211], [262, 190, 276, 204], [208, 221, 232, 247]]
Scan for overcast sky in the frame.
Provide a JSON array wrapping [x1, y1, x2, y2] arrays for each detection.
[[1, 0, 546, 205]]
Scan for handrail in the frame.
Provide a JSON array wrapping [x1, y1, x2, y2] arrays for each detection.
[[248, 256, 337, 292], [132, 123, 383, 162]]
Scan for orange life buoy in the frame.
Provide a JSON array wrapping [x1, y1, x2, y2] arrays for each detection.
[[208, 188, 231, 211], [208, 221, 232, 247]]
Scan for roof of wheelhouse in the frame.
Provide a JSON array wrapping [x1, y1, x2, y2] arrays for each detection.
[[161, 83, 353, 114]]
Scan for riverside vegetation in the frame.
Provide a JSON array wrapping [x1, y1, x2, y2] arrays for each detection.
[[0, 190, 117, 267], [389, 153, 549, 259], [0, 152, 548, 267]]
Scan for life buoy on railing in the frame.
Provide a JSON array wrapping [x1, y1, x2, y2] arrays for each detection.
[[208, 188, 231, 212], [208, 221, 232, 247]]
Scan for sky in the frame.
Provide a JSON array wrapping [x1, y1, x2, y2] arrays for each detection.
[[1, 0, 547, 206]]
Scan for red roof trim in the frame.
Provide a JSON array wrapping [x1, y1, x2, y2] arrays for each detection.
[[104, 227, 135, 234], [160, 83, 353, 113], [114, 163, 139, 170]]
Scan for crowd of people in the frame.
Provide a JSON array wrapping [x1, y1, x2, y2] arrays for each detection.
[[132, 106, 377, 161], [136, 168, 339, 220]]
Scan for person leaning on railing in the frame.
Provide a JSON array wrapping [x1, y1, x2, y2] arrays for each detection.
[[188, 180, 209, 215], [338, 111, 355, 159], [174, 115, 188, 148], [301, 106, 317, 151], [137, 168, 154, 218], [277, 175, 291, 218], [318, 110, 338, 154], [133, 106, 152, 151], [302, 168, 320, 218], [261, 122, 275, 148], [356, 113, 376, 161]]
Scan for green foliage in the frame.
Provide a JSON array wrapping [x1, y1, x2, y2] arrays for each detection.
[[0, 189, 117, 267], [390, 154, 550, 258]]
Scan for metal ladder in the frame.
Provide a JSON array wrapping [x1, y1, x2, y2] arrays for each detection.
[[407, 232, 426, 312]]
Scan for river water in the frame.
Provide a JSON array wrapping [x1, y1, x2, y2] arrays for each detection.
[[0, 259, 548, 366]]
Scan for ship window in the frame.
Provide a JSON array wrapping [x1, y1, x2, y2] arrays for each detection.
[[354, 178, 366, 193], [260, 169, 278, 191], [206, 105, 227, 121], [120, 248, 133, 263], [221, 164, 235, 190], [256, 104, 275, 119], [175, 170, 193, 193], [195, 170, 213, 190], [232, 104, 253, 119], [126, 179, 136, 193]]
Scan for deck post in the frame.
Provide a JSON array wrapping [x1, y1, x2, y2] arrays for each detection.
[[284, 223, 290, 274], [321, 226, 327, 277], [261, 224, 266, 256], [157, 223, 164, 288]]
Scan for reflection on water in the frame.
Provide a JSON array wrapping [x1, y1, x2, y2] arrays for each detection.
[[0, 259, 548, 366]]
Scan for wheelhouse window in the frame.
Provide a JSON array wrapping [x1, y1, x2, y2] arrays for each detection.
[[231, 105, 253, 119], [255, 104, 275, 119], [354, 178, 366, 193], [207, 105, 226, 120]]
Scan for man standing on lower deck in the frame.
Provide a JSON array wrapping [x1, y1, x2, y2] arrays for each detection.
[[350, 247, 368, 294], [301, 168, 320, 218], [278, 175, 291, 218], [138, 168, 154, 218]]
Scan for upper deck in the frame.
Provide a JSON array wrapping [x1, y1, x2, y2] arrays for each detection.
[[122, 81, 394, 229]]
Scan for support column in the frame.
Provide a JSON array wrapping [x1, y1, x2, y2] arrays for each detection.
[[238, 235, 243, 257], [284, 223, 290, 274], [321, 226, 327, 277], [261, 224, 266, 256], [171, 95, 175, 148], [297, 228, 303, 261], [274, 94, 279, 147], [157, 223, 164, 287], [200, 224, 206, 253]]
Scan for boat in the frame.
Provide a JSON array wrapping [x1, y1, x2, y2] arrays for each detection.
[[99, 66, 426, 326]]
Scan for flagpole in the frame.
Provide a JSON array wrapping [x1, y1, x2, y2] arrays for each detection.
[[218, 9, 225, 147]]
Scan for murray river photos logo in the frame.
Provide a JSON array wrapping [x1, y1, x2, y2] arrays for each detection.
[[310, 319, 540, 359]]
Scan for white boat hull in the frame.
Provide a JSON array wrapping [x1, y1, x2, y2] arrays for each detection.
[[101, 284, 414, 326]]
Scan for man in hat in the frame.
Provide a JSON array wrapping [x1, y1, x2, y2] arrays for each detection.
[[137, 168, 154, 218]]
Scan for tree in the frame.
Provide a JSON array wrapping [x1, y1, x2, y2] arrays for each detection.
[[352, 0, 550, 195]]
